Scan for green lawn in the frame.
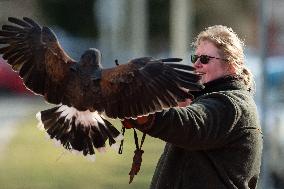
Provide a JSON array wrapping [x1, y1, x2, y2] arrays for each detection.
[[0, 118, 165, 189]]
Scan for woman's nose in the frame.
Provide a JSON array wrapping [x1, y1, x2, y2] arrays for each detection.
[[193, 60, 202, 68]]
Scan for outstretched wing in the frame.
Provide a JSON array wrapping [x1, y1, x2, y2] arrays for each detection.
[[0, 17, 76, 104], [99, 57, 203, 119]]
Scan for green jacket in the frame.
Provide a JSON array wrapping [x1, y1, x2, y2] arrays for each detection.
[[137, 76, 263, 189]]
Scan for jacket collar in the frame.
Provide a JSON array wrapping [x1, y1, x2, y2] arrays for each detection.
[[192, 75, 249, 98]]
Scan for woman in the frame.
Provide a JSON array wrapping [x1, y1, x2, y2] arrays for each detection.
[[123, 25, 263, 189]]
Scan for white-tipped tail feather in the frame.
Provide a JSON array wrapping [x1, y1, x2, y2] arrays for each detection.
[[36, 105, 123, 159]]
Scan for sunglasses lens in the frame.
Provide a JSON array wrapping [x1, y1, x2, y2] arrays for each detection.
[[191, 55, 213, 64], [191, 55, 198, 63], [200, 55, 210, 64]]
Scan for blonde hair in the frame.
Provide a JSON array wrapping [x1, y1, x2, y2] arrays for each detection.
[[192, 25, 254, 92]]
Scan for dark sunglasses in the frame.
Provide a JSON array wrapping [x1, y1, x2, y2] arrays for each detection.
[[191, 54, 227, 64]]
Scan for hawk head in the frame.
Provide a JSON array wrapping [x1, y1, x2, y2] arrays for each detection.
[[80, 48, 102, 69]]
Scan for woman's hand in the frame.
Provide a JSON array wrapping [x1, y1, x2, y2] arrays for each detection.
[[121, 115, 154, 129]]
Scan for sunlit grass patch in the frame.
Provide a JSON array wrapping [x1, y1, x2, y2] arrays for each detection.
[[0, 118, 164, 189]]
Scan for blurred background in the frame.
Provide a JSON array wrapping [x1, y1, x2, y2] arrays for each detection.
[[0, 0, 284, 188]]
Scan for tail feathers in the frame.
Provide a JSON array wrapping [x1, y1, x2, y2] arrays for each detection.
[[36, 105, 123, 158], [98, 118, 123, 150]]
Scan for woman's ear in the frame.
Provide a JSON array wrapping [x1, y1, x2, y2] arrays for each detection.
[[225, 62, 237, 75]]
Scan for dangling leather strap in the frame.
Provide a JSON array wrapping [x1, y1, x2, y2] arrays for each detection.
[[128, 128, 147, 184], [118, 126, 126, 154], [133, 128, 146, 149]]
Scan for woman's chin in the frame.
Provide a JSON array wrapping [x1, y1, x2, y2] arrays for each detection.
[[200, 76, 207, 84]]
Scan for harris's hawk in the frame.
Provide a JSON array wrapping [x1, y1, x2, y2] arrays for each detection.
[[0, 17, 203, 158]]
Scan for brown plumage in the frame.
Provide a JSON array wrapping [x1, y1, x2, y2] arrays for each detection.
[[0, 17, 204, 158]]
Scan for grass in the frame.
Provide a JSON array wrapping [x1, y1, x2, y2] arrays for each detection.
[[0, 118, 165, 189]]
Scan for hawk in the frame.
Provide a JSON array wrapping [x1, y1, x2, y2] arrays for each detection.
[[0, 17, 203, 158]]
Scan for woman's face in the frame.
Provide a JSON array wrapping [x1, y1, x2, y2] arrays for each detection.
[[193, 40, 232, 84]]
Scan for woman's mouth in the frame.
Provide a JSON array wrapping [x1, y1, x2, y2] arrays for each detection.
[[194, 71, 205, 75]]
